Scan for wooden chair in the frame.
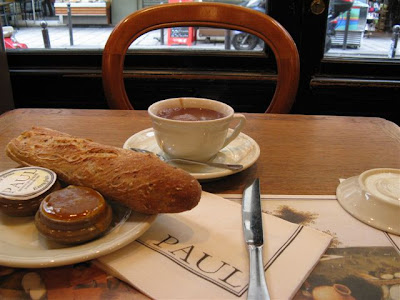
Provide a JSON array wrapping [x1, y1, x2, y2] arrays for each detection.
[[102, 2, 300, 113]]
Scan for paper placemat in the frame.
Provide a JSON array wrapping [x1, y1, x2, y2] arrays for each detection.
[[96, 192, 332, 299]]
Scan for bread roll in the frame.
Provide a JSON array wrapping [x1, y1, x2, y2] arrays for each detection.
[[6, 127, 201, 214]]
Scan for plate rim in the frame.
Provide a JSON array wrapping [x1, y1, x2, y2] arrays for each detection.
[[123, 128, 260, 180], [0, 211, 157, 268]]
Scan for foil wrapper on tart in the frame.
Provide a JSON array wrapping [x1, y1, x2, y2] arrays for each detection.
[[0, 167, 61, 217]]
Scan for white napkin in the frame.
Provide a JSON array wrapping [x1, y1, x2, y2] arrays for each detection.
[[96, 192, 332, 299]]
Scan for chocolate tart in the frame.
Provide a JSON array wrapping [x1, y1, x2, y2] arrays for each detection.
[[35, 185, 113, 245]]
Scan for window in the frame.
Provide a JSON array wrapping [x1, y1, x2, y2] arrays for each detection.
[[324, 0, 399, 60], [3, 0, 267, 51], [303, 0, 399, 125], [3, 0, 400, 125]]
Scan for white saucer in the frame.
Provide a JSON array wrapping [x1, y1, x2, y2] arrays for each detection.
[[123, 128, 260, 181], [336, 168, 400, 235]]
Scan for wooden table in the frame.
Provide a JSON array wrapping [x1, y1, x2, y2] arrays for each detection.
[[1, 109, 399, 195], [0, 108, 399, 299]]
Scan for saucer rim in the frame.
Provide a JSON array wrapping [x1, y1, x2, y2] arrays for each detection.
[[336, 175, 400, 235], [123, 128, 260, 181]]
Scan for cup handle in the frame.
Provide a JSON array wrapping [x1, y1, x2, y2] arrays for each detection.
[[222, 113, 246, 148]]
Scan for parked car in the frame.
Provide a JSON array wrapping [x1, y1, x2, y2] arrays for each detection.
[[196, 0, 267, 50], [2, 26, 28, 49]]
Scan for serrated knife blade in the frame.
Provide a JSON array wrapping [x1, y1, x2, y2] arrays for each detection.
[[242, 178, 270, 300]]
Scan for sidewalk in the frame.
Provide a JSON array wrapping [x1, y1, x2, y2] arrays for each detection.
[[10, 24, 399, 59], [12, 25, 115, 49], [326, 31, 396, 58]]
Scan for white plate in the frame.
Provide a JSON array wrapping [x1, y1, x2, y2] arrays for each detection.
[[123, 128, 260, 181], [0, 202, 157, 268], [336, 168, 400, 235]]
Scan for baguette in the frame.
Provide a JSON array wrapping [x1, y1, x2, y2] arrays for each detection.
[[5, 127, 202, 214]]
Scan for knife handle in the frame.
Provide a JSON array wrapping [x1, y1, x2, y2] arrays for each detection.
[[247, 245, 270, 300]]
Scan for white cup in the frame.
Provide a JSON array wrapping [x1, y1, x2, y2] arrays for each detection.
[[148, 97, 246, 162]]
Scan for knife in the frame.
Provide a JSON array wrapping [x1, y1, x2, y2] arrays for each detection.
[[242, 178, 270, 300]]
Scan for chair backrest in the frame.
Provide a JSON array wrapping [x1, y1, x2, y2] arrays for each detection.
[[102, 2, 300, 113]]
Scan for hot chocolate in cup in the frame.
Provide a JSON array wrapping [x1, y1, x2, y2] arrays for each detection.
[[148, 97, 246, 162]]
